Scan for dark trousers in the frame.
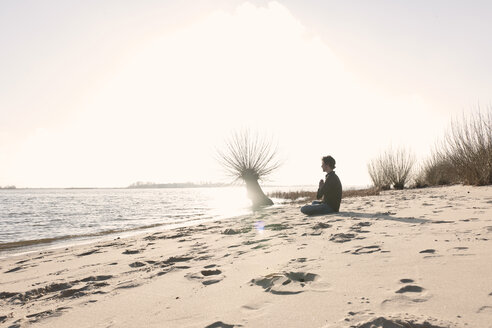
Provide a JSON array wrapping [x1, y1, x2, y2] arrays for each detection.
[[300, 201, 335, 215]]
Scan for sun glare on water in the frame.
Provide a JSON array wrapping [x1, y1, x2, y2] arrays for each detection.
[[205, 187, 254, 220]]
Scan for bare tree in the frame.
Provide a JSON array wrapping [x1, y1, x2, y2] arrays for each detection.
[[217, 130, 281, 207]]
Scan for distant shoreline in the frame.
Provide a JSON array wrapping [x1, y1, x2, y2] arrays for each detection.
[[0, 184, 329, 190], [127, 182, 230, 189]]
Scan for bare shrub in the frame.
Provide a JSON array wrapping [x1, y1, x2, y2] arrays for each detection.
[[367, 157, 391, 190], [411, 162, 428, 188], [368, 147, 415, 190], [414, 106, 492, 187], [216, 129, 281, 206], [442, 108, 492, 185], [421, 151, 457, 186]]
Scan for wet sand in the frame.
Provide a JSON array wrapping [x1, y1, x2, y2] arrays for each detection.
[[1, 185, 491, 327]]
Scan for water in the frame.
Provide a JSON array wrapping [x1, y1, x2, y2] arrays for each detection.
[[0, 186, 305, 255]]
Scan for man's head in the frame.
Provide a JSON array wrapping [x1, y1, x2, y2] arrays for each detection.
[[321, 155, 336, 172]]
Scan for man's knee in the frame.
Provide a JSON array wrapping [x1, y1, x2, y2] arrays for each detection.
[[300, 205, 311, 215]]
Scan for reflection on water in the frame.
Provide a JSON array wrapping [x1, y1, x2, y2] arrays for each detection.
[[0, 186, 300, 251]]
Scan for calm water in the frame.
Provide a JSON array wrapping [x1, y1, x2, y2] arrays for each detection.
[[0, 186, 303, 254]]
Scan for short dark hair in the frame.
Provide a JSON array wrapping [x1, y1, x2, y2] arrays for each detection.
[[322, 155, 336, 169]]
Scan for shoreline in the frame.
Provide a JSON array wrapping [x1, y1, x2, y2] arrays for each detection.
[[0, 204, 281, 259], [1, 185, 491, 327], [0, 186, 302, 256]]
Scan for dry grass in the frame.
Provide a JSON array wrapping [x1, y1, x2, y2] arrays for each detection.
[[268, 188, 380, 203], [342, 188, 380, 198], [267, 190, 316, 202]]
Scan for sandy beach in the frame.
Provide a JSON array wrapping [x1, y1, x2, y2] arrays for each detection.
[[1, 184, 491, 327]]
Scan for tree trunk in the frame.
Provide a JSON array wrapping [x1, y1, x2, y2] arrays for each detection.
[[244, 178, 273, 207]]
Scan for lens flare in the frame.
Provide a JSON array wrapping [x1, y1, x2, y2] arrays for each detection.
[[254, 221, 265, 233]]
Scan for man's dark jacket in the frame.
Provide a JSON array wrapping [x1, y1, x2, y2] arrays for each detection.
[[317, 171, 342, 212]]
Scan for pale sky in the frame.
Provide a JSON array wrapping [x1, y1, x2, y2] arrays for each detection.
[[1, 1, 491, 188]]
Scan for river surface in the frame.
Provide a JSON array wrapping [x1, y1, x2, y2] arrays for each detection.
[[0, 186, 310, 255]]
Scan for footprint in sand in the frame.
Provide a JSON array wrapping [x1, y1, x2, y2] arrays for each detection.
[[240, 300, 272, 316], [330, 233, 357, 243], [81, 275, 113, 282], [195, 255, 213, 261], [264, 223, 291, 231], [243, 238, 271, 246], [162, 255, 193, 265], [205, 321, 241, 328], [153, 255, 193, 276], [477, 305, 492, 313], [419, 249, 436, 254], [129, 261, 146, 268], [4, 266, 23, 273], [202, 279, 222, 286], [420, 249, 443, 258], [350, 222, 372, 233], [396, 285, 424, 293], [312, 222, 332, 230], [186, 266, 224, 286], [201, 269, 222, 276], [122, 249, 141, 255], [447, 246, 475, 257], [26, 310, 58, 323], [352, 317, 451, 328], [0, 291, 20, 300], [250, 271, 326, 295], [381, 283, 430, 309], [115, 281, 140, 289], [77, 249, 101, 257], [431, 220, 454, 224], [15, 259, 30, 264], [223, 227, 251, 235], [352, 245, 381, 255], [1, 276, 112, 307], [58, 286, 90, 298], [288, 258, 310, 269]]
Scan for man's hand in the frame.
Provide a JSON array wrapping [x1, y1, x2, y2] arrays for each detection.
[[319, 179, 325, 189]]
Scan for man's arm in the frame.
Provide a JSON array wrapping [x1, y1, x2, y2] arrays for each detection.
[[321, 175, 336, 199], [316, 179, 325, 200]]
